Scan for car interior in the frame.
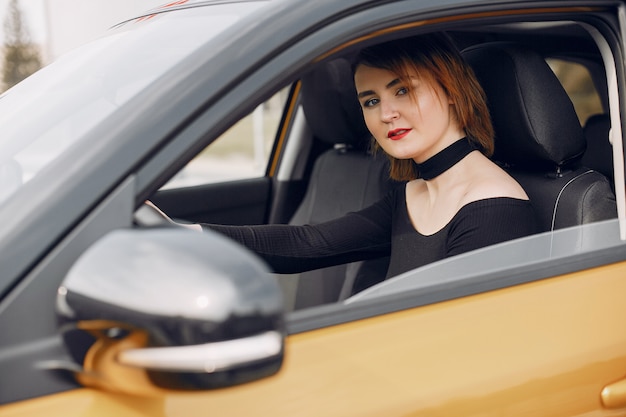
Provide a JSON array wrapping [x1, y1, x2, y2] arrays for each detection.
[[150, 16, 619, 313]]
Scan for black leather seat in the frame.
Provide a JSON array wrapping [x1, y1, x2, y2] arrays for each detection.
[[462, 42, 616, 231], [288, 58, 398, 309]]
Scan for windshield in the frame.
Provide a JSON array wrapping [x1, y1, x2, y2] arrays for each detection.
[[0, 2, 266, 205]]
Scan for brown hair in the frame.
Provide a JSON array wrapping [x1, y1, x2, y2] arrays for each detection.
[[353, 33, 494, 181]]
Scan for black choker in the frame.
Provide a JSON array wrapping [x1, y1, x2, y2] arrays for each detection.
[[416, 138, 476, 180]]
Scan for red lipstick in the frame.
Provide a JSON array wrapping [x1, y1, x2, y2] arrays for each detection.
[[387, 128, 411, 140]]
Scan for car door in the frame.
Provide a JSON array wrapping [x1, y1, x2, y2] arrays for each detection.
[[2, 1, 626, 416]]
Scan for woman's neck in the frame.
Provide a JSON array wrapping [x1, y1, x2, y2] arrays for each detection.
[[415, 137, 476, 181]]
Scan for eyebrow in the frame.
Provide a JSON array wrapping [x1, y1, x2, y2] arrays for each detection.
[[357, 78, 402, 98]]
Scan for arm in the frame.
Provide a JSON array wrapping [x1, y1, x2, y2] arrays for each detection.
[[142, 191, 395, 274], [202, 194, 395, 274]]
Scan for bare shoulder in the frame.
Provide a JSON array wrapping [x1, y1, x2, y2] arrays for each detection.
[[462, 153, 529, 202]]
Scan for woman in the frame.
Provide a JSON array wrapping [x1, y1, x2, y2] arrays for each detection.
[[155, 33, 539, 281]]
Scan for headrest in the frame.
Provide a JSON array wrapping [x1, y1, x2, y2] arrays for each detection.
[[300, 58, 371, 148], [462, 42, 586, 169], [582, 113, 613, 179]]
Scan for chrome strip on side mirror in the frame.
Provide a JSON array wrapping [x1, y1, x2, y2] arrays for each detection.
[[117, 330, 283, 372]]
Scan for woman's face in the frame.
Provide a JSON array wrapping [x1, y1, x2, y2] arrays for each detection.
[[354, 64, 463, 163]]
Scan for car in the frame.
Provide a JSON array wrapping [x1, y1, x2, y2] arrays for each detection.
[[0, 0, 625, 415]]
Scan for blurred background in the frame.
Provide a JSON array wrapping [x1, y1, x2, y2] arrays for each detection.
[[0, 0, 164, 91]]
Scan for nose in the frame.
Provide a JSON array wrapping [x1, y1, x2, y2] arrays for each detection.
[[380, 100, 399, 123]]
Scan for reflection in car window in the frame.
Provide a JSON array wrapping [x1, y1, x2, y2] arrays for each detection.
[[161, 87, 290, 188], [0, 2, 267, 207]]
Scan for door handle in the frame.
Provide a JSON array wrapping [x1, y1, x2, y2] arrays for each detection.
[[602, 378, 626, 409]]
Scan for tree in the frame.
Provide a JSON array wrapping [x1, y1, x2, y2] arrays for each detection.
[[2, 0, 42, 91]]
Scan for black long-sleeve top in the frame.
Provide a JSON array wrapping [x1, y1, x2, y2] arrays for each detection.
[[203, 186, 540, 279]]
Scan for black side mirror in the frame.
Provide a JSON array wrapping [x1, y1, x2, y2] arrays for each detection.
[[56, 228, 284, 394]]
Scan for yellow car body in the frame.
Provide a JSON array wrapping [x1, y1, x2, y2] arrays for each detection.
[[4, 261, 626, 416]]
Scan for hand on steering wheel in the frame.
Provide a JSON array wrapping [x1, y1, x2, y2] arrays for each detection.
[[134, 201, 179, 227], [134, 201, 203, 231]]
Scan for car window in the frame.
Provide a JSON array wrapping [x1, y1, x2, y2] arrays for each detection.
[[547, 58, 603, 125], [160, 87, 290, 189], [345, 218, 623, 304]]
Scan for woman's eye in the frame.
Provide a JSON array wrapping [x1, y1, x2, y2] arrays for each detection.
[[396, 87, 408, 96], [363, 98, 379, 108]]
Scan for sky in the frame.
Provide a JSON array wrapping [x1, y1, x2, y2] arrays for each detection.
[[0, 0, 165, 62]]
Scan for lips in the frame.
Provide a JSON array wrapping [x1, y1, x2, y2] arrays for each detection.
[[387, 128, 411, 140]]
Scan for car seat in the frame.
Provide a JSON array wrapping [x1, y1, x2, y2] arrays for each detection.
[[287, 58, 399, 310], [462, 42, 616, 231], [583, 113, 614, 183]]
